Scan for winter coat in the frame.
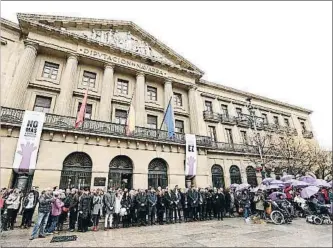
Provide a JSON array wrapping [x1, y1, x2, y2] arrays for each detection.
[[172, 190, 182, 209], [51, 198, 64, 216], [254, 193, 265, 211], [68, 193, 79, 210], [120, 195, 131, 215], [5, 193, 21, 210], [164, 192, 173, 208], [189, 190, 199, 207], [38, 194, 53, 214], [136, 193, 147, 212], [23, 194, 35, 210], [284, 186, 293, 200], [148, 193, 157, 215], [78, 194, 91, 219], [114, 196, 122, 214], [92, 195, 103, 215], [157, 194, 166, 212], [103, 192, 115, 215]]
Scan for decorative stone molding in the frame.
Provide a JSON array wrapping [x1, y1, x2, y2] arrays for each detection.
[[162, 144, 165, 152], [62, 133, 66, 142], [7, 128, 12, 137], [145, 142, 149, 150], [177, 146, 181, 153], [153, 144, 157, 151], [96, 137, 100, 145], [117, 139, 121, 148], [136, 72, 145, 78], [85, 136, 89, 144], [136, 142, 140, 149], [104, 63, 115, 70], [107, 138, 111, 146], [24, 41, 39, 54], [74, 135, 78, 143], [127, 140, 130, 149]]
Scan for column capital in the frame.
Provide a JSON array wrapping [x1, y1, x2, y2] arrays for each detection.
[[189, 85, 198, 91], [136, 72, 145, 78], [104, 63, 115, 70], [24, 41, 38, 54], [164, 78, 172, 85], [67, 53, 78, 61]]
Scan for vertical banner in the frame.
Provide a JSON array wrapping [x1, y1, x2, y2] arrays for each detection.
[[12, 111, 45, 175], [185, 134, 197, 176]]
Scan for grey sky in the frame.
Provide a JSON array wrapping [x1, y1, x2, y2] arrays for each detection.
[[1, 1, 332, 149]]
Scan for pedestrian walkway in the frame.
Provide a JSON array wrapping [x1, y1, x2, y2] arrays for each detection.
[[0, 218, 331, 247]]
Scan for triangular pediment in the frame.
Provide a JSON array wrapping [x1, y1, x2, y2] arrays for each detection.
[[17, 13, 204, 76]]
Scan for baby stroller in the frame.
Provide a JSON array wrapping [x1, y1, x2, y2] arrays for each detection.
[[305, 201, 332, 225], [264, 199, 293, 225]]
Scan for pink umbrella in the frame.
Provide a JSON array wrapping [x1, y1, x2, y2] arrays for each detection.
[[313, 179, 330, 187], [269, 192, 286, 201], [281, 175, 294, 182], [262, 178, 274, 185], [270, 179, 284, 185], [292, 180, 310, 188], [300, 186, 320, 198], [299, 176, 316, 184], [230, 183, 239, 188]]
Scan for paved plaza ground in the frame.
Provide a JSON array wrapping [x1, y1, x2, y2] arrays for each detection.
[[0, 218, 331, 247]]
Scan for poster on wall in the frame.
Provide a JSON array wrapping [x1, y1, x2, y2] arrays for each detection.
[[185, 134, 197, 177], [12, 111, 45, 175]]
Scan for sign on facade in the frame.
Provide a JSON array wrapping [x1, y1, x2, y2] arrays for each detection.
[[12, 111, 45, 175], [185, 134, 197, 176]]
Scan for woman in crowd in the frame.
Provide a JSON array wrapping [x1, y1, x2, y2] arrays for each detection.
[[113, 192, 122, 229], [120, 191, 131, 228], [57, 191, 70, 231], [45, 191, 64, 235], [5, 189, 21, 230], [91, 189, 103, 231], [20, 191, 35, 228], [78, 188, 91, 233]]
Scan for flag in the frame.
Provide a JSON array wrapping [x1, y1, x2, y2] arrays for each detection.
[[163, 98, 175, 138], [75, 88, 88, 128], [125, 101, 135, 136]]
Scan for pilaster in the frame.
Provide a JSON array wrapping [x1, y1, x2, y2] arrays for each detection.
[[99, 63, 115, 122], [188, 86, 206, 136], [164, 79, 173, 108], [135, 72, 146, 127]]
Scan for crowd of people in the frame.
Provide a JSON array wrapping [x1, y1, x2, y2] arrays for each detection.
[[0, 181, 332, 240]]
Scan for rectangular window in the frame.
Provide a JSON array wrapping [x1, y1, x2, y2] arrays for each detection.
[[117, 79, 129, 95], [225, 128, 233, 144], [240, 131, 248, 145], [82, 71, 96, 88], [205, 101, 213, 112], [221, 104, 229, 116], [300, 121, 306, 132], [42, 62, 59, 80], [236, 107, 243, 117], [147, 115, 158, 129], [77, 103, 92, 120], [33, 96, 52, 113], [174, 93, 183, 107], [284, 118, 290, 127], [208, 126, 217, 142], [175, 120, 184, 133], [115, 109, 127, 125], [273, 116, 279, 125], [262, 113, 268, 124], [147, 86, 157, 101]]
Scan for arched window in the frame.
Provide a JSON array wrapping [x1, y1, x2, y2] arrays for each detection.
[[59, 152, 92, 190], [246, 166, 258, 187], [109, 155, 133, 189], [148, 158, 168, 189], [229, 165, 242, 184], [211, 164, 225, 188]]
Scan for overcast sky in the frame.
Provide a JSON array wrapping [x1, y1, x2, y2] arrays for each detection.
[[1, 1, 332, 150]]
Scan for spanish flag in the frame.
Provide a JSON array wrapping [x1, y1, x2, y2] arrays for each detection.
[[125, 101, 135, 136], [75, 88, 88, 129]]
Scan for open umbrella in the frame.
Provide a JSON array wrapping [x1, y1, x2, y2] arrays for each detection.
[[266, 184, 282, 190], [238, 183, 251, 191], [258, 184, 267, 191], [313, 179, 331, 188], [250, 187, 258, 193], [230, 183, 239, 188], [299, 175, 316, 184], [262, 178, 274, 185], [270, 179, 284, 185], [269, 192, 286, 201], [300, 186, 320, 198], [281, 175, 294, 182], [292, 180, 310, 188]]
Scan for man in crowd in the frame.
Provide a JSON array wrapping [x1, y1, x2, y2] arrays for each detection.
[[136, 189, 147, 226]]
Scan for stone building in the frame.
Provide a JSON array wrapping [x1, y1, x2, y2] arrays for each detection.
[[0, 14, 315, 191]]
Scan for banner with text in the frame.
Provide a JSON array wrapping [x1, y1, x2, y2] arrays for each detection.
[[12, 111, 45, 175], [185, 134, 197, 177]]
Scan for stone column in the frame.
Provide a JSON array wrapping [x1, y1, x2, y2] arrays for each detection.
[[99, 64, 115, 122], [54, 54, 78, 116], [164, 79, 173, 108], [188, 86, 206, 135], [4, 42, 38, 109], [135, 72, 146, 127]]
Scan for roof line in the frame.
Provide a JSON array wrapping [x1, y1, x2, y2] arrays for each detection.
[[199, 79, 313, 114], [0, 17, 20, 31]]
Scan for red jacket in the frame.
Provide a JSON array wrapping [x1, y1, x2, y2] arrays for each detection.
[[284, 185, 293, 199]]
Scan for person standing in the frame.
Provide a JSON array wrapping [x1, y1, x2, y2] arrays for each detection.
[[91, 189, 103, 231], [136, 189, 147, 226], [164, 188, 173, 224], [57, 191, 70, 231], [30, 188, 53, 240], [68, 189, 79, 232], [148, 188, 157, 225], [120, 191, 131, 228], [215, 189, 225, 221], [189, 186, 199, 221], [5, 189, 21, 230], [103, 187, 115, 230], [129, 190, 137, 226], [78, 188, 91, 232], [206, 189, 213, 220], [20, 191, 35, 228], [45, 191, 64, 235], [156, 189, 165, 225], [181, 188, 190, 222], [173, 185, 182, 223], [113, 192, 122, 229]]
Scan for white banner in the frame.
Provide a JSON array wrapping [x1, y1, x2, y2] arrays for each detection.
[[12, 111, 45, 175], [185, 134, 197, 176]]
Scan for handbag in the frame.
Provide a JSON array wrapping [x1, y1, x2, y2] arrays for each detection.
[[120, 208, 127, 217], [62, 207, 69, 213]]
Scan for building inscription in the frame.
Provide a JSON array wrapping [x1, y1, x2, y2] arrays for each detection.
[[78, 47, 168, 77]]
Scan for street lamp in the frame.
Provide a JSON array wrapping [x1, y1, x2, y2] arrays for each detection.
[[245, 97, 265, 177]]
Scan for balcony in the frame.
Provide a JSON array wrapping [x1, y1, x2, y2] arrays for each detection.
[[203, 111, 220, 123], [302, 130, 314, 139], [0, 107, 261, 155], [235, 114, 251, 128], [220, 114, 237, 125]]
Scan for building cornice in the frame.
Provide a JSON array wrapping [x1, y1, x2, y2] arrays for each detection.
[[0, 17, 21, 32], [198, 79, 313, 114]]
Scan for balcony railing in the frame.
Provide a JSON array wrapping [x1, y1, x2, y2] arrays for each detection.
[[220, 114, 237, 125], [236, 115, 251, 128], [1, 106, 261, 155], [203, 111, 220, 122], [302, 130, 313, 139]]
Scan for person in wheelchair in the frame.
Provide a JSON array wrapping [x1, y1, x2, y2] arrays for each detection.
[[274, 194, 292, 218], [308, 196, 329, 216]]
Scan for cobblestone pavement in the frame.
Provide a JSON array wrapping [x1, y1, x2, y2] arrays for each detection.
[[0, 218, 331, 247]]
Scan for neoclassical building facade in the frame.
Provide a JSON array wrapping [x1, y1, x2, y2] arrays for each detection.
[[0, 14, 316, 191]]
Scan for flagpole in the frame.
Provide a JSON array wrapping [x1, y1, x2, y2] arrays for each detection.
[[125, 86, 136, 127], [81, 86, 89, 130], [157, 96, 173, 138]]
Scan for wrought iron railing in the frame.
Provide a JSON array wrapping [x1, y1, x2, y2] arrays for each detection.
[[203, 111, 220, 122], [220, 114, 237, 124], [302, 130, 313, 139]]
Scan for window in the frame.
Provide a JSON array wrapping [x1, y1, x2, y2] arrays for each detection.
[[300, 121, 306, 132], [77, 103, 92, 120], [82, 71, 96, 88], [284, 118, 290, 127], [240, 131, 248, 145], [117, 79, 129, 95], [33, 96, 52, 113], [147, 115, 157, 129], [208, 126, 217, 142], [205, 101, 213, 112], [175, 120, 184, 133], [115, 109, 127, 125], [221, 104, 229, 116], [147, 86, 157, 101], [273, 116, 279, 125], [174, 93, 182, 107], [262, 113, 268, 124], [42, 62, 59, 80], [225, 128, 233, 144], [236, 108, 243, 117]]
